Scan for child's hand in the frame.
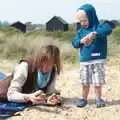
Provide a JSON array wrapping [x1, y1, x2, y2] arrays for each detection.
[[80, 37, 89, 45], [80, 37, 92, 46], [87, 32, 97, 40]]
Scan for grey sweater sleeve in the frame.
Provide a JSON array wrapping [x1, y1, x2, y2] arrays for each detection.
[[7, 62, 29, 103]]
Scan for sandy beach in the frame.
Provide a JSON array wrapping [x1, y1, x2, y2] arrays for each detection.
[[1, 59, 120, 120]]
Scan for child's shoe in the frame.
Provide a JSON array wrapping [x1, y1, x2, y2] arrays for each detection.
[[76, 98, 87, 107], [96, 98, 105, 108]]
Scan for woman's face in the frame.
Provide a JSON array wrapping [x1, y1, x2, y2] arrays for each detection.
[[42, 60, 54, 73]]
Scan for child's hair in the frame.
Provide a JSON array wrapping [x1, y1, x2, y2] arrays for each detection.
[[35, 45, 61, 75], [76, 9, 87, 20]]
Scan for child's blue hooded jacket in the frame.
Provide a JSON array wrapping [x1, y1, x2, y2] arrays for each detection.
[[72, 4, 112, 62]]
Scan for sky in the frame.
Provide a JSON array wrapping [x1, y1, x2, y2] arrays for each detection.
[[0, 0, 120, 24]]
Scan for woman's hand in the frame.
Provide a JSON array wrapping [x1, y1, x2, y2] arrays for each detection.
[[25, 90, 46, 104], [47, 94, 61, 105]]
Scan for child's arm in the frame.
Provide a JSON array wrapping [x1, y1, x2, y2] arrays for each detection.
[[7, 62, 45, 103], [72, 31, 93, 47], [96, 23, 112, 38], [72, 31, 83, 48]]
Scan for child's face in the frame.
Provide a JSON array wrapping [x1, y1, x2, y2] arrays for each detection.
[[42, 60, 54, 73], [76, 10, 89, 28]]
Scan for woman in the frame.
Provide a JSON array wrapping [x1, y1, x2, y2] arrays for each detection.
[[0, 45, 61, 105]]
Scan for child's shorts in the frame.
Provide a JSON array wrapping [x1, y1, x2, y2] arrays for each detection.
[[79, 63, 105, 86]]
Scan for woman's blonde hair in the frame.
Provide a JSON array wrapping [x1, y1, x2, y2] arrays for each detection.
[[35, 45, 61, 75]]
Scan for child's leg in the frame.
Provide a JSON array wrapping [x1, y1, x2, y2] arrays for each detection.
[[95, 86, 105, 107], [92, 63, 105, 99], [76, 85, 90, 107], [94, 86, 102, 99], [82, 85, 90, 100], [92, 63, 105, 107], [80, 64, 92, 100], [76, 64, 92, 107]]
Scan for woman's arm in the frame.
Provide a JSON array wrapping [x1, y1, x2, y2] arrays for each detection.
[[7, 62, 29, 103], [7, 62, 45, 103]]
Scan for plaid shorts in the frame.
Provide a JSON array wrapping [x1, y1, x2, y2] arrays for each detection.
[[79, 63, 105, 86]]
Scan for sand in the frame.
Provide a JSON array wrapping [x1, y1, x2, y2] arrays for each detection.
[[1, 59, 120, 120]]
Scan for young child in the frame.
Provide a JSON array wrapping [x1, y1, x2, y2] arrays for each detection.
[[0, 45, 61, 105], [72, 4, 112, 108]]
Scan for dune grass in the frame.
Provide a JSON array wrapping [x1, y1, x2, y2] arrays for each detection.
[[0, 28, 78, 65], [0, 26, 120, 66]]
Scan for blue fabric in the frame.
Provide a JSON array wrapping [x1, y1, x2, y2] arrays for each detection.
[[36, 70, 52, 89], [72, 4, 112, 62], [0, 72, 6, 80], [0, 101, 57, 117], [0, 102, 25, 117]]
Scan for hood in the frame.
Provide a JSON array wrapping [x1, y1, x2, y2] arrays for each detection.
[[78, 4, 99, 28]]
